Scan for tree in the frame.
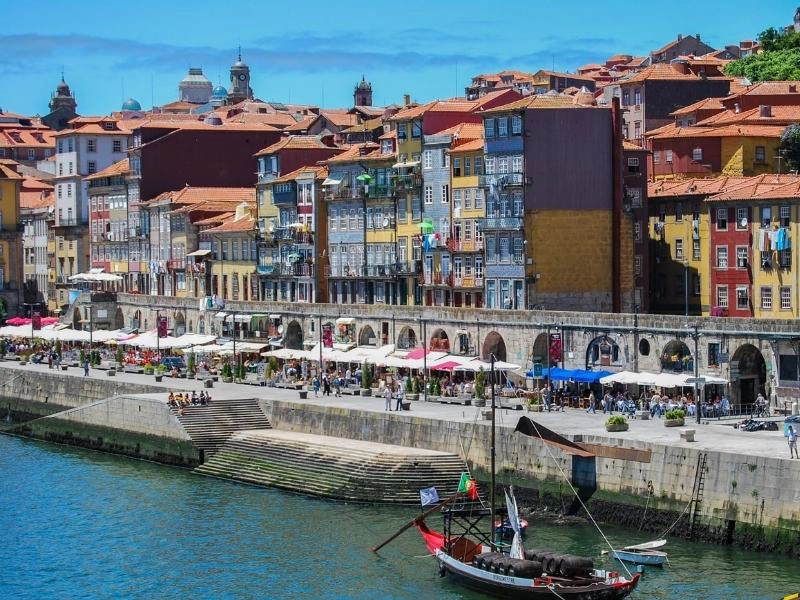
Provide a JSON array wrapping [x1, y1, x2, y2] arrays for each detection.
[[781, 124, 800, 172], [475, 368, 486, 400], [725, 26, 800, 82]]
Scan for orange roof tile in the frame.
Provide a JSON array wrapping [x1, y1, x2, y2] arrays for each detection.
[[134, 120, 278, 133], [318, 111, 359, 128], [647, 123, 785, 140], [696, 105, 800, 127], [324, 142, 392, 164], [85, 158, 129, 181], [203, 213, 255, 234], [729, 81, 800, 97], [450, 138, 484, 153], [0, 161, 22, 180], [705, 174, 800, 201], [193, 211, 235, 225], [620, 63, 728, 84], [378, 129, 396, 140], [254, 135, 337, 157], [482, 93, 587, 114], [0, 128, 55, 148], [388, 101, 436, 122], [670, 97, 725, 116], [144, 186, 254, 206], [269, 165, 328, 185], [648, 176, 753, 198], [224, 111, 300, 127]]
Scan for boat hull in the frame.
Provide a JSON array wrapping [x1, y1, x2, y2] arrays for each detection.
[[612, 549, 667, 566]]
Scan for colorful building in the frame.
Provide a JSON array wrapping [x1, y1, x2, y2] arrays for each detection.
[[201, 202, 258, 302], [20, 175, 54, 310], [0, 160, 22, 315], [86, 159, 129, 286]]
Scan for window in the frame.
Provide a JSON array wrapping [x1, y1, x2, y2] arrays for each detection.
[[781, 286, 792, 310], [693, 238, 701, 260], [761, 286, 773, 310], [464, 189, 472, 210], [780, 249, 792, 269], [675, 203, 683, 221], [499, 237, 510, 262], [497, 118, 508, 137], [692, 147, 703, 162], [511, 116, 522, 135], [761, 206, 772, 228], [755, 145, 766, 163], [474, 188, 483, 209], [511, 155, 523, 174], [411, 121, 421, 138], [68, 161, 73, 174], [653, 151, 661, 164], [665, 149, 673, 163], [627, 157, 640, 172], [484, 118, 495, 139], [423, 150, 432, 169], [634, 89, 641, 105], [693, 274, 700, 296], [67, 184, 72, 198], [112, 140, 122, 153], [397, 198, 406, 222], [453, 190, 462, 210], [780, 205, 791, 227], [736, 286, 749, 310], [675, 239, 683, 259], [396, 123, 407, 140], [87, 139, 96, 153], [716, 285, 728, 309], [339, 208, 347, 230], [484, 156, 495, 174], [761, 250, 773, 269], [442, 149, 449, 168], [498, 156, 509, 174], [329, 208, 337, 230], [474, 156, 482, 175], [716, 246, 728, 268], [441, 184, 449, 204], [634, 121, 641, 139], [453, 157, 461, 177], [736, 246, 748, 268], [464, 158, 471, 176], [513, 237, 523, 263], [634, 255, 642, 275], [87, 161, 96, 175], [736, 207, 748, 229], [622, 90, 629, 106], [424, 186, 433, 205], [716, 208, 728, 230]]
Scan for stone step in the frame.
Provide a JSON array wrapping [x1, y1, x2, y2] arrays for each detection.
[[172, 397, 272, 454]]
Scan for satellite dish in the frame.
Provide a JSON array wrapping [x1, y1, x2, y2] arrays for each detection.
[[740, 217, 748, 228], [278, 324, 285, 335], [382, 218, 390, 228]]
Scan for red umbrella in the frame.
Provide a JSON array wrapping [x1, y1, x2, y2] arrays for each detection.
[[405, 347, 428, 360], [431, 361, 460, 372], [6, 317, 27, 326]]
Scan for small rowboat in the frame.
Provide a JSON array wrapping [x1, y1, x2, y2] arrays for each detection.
[[612, 548, 668, 567], [494, 517, 528, 536]]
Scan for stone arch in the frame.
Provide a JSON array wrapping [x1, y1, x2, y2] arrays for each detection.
[[132, 309, 142, 331], [429, 328, 450, 352], [358, 325, 376, 347], [198, 317, 206, 334], [453, 329, 474, 355], [531, 333, 548, 363], [638, 338, 650, 356], [114, 307, 124, 330], [586, 335, 620, 369], [285, 320, 303, 350], [482, 331, 507, 362], [397, 326, 417, 350], [731, 343, 767, 406], [660, 339, 692, 372], [174, 311, 186, 337]]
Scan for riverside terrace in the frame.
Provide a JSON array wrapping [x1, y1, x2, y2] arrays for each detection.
[[71, 293, 800, 409]]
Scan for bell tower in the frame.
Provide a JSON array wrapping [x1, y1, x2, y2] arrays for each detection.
[[354, 75, 373, 107], [228, 47, 253, 104]]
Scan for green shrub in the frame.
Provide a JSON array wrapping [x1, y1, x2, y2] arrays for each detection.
[[362, 362, 372, 389], [143, 363, 154, 375], [405, 376, 413, 393], [155, 364, 167, 375], [222, 363, 233, 379], [79, 349, 86, 365], [55, 339, 62, 358], [187, 352, 196, 375], [412, 376, 420, 395], [665, 409, 685, 420], [475, 368, 486, 400], [607, 415, 626, 426], [115, 346, 124, 364]]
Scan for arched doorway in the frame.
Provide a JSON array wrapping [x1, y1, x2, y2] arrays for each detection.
[[72, 309, 81, 330], [285, 320, 303, 350], [731, 344, 766, 406], [358, 325, 376, 347], [174, 311, 186, 337], [132, 310, 142, 331], [114, 308, 124, 330], [532, 333, 548, 364], [429, 328, 450, 352], [198, 318, 205, 334], [397, 326, 417, 350], [660, 339, 692, 372], [586, 335, 620, 369], [482, 331, 507, 362], [454, 330, 474, 356]]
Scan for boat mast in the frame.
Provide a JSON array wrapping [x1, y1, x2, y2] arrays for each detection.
[[490, 353, 496, 552]]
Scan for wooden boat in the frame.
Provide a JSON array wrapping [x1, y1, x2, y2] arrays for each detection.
[[612, 548, 668, 566], [494, 516, 528, 536]]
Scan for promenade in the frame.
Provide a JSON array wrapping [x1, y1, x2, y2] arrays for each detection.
[[2, 359, 793, 462]]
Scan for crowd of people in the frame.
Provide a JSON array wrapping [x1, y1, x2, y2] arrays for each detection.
[[167, 390, 212, 414]]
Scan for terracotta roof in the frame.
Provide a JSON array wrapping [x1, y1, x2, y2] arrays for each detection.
[[625, 56, 649, 67], [534, 70, 596, 82], [705, 174, 800, 202], [133, 120, 278, 132], [651, 35, 701, 56], [578, 64, 603, 72], [318, 111, 359, 128], [254, 135, 336, 157], [450, 138, 485, 153], [194, 211, 235, 226], [622, 141, 649, 152], [378, 129, 396, 140], [224, 111, 300, 127], [388, 101, 436, 122], [429, 122, 484, 139], [696, 105, 800, 127], [324, 142, 392, 163], [647, 123, 785, 140], [728, 81, 800, 97], [203, 212, 255, 234], [19, 176, 54, 209], [0, 128, 55, 148], [620, 63, 728, 84], [648, 176, 753, 198], [283, 117, 316, 132], [670, 97, 725, 116], [482, 94, 585, 114], [144, 186, 254, 206], [341, 116, 385, 134], [269, 165, 328, 185], [0, 160, 22, 180], [85, 158, 129, 181]]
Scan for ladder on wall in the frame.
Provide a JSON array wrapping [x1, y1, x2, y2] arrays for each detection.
[[689, 451, 708, 537]]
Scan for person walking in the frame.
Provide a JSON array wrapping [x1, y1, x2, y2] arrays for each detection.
[[395, 382, 404, 412], [789, 425, 799, 459], [313, 375, 320, 397], [586, 390, 596, 414], [83, 357, 89, 377], [323, 374, 331, 396], [384, 385, 392, 411]]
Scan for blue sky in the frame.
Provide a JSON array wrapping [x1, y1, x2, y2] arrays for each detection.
[[1, 0, 797, 116]]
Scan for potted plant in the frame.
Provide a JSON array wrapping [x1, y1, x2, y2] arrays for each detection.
[[361, 362, 373, 396], [665, 409, 686, 427], [115, 346, 124, 369], [79, 349, 86, 368], [605, 415, 629, 432], [187, 352, 197, 378], [19, 352, 29, 366], [473, 368, 487, 407], [143, 362, 154, 375], [404, 376, 418, 402], [54, 339, 62, 361], [221, 362, 234, 384], [0, 338, 7, 358], [154, 364, 166, 382], [526, 395, 542, 413]]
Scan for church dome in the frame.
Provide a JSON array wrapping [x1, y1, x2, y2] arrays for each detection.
[[122, 98, 142, 111], [212, 85, 228, 98], [181, 68, 212, 85], [56, 79, 70, 94], [357, 76, 372, 91]]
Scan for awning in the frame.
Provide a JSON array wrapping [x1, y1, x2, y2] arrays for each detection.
[[336, 317, 356, 326], [269, 314, 282, 320], [186, 249, 211, 257], [322, 177, 342, 186], [214, 311, 228, 320], [392, 161, 420, 169], [234, 314, 251, 323], [530, 367, 611, 383]]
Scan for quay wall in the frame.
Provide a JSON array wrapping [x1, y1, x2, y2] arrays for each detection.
[[261, 399, 800, 548]]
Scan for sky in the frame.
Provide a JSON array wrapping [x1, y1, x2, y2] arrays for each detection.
[[1, 0, 798, 117]]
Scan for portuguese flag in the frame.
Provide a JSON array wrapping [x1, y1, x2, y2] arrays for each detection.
[[458, 472, 479, 500]]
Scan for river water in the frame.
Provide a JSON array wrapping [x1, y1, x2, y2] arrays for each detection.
[[0, 434, 798, 600]]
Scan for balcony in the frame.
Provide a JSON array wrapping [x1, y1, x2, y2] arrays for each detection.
[[326, 264, 396, 278], [393, 174, 422, 193], [55, 217, 88, 228], [479, 172, 524, 187], [325, 185, 356, 201], [396, 260, 422, 275], [423, 272, 453, 286], [447, 238, 484, 252], [167, 259, 185, 270], [367, 184, 393, 199], [452, 275, 484, 289], [478, 216, 523, 230], [260, 263, 315, 277]]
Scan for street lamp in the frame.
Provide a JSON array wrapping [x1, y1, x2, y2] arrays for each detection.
[[317, 313, 323, 376], [226, 310, 238, 373], [683, 259, 690, 317], [417, 317, 427, 402]]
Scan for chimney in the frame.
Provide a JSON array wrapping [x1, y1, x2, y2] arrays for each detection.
[[677, 34, 683, 41], [760, 104, 772, 118], [790, 84, 797, 93], [403, 94, 411, 106], [734, 103, 741, 113], [696, 34, 701, 42]]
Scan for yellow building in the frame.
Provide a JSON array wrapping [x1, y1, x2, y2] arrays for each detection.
[[720, 131, 782, 177], [448, 135, 485, 307], [0, 160, 23, 316], [202, 202, 257, 302]]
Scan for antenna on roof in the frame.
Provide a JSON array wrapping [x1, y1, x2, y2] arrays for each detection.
[[238, 45, 242, 61]]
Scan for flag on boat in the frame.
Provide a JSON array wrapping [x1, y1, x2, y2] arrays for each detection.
[[419, 486, 440, 507], [457, 472, 479, 500], [505, 487, 525, 559]]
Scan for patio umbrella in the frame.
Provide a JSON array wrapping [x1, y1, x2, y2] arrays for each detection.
[[431, 360, 460, 372]]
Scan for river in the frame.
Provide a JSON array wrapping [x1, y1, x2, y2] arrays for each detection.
[[0, 434, 797, 599]]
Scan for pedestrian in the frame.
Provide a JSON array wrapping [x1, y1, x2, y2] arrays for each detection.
[[313, 375, 320, 397], [334, 374, 341, 397], [323, 374, 331, 396], [587, 390, 596, 414], [384, 385, 392, 411], [542, 385, 552, 412], [395, 383, 404, 412], [83, 358, 89, 376], [789, 425, 799, 459]]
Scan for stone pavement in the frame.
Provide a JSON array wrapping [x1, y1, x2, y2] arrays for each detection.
[[3, 359, 795, 462]]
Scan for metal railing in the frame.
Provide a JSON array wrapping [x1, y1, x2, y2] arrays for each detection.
[[447, 238, 484, 252], [479, 216, 523, 230], [479, 172, 524, 187]]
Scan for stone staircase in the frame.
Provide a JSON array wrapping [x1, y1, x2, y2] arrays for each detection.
[[194, 429, 465, 504], [172, 398, 271, 455]]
